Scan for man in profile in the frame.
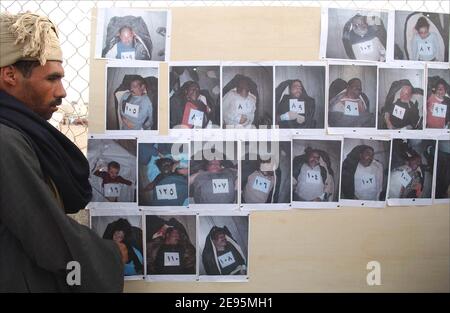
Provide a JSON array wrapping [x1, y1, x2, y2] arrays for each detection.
[[0, 13, 124, 292]]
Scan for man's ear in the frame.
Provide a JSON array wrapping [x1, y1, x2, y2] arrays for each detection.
[[0, 66, 20, 87]]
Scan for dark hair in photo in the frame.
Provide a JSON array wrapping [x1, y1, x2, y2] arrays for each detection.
[[108, 161, 120, 170], [351, 14, 367, 25], [415, 16, 430, 31], [347, 77, 362, 86], [288, 79, 304, 92], [118, 25, 133, 34], [434, 78, 448, 92], [210, 226, 227, 241], [129, 76, 146, 88]]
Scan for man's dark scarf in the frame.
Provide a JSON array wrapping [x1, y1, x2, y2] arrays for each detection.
[[0, 90, 92, 213]]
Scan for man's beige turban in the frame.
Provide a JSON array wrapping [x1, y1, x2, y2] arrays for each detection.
[[0, 12, 63, 67]]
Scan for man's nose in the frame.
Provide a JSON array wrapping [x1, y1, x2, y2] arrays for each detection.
[[56, 81, 67, 101]]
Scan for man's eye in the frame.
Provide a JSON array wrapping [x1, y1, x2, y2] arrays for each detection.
[[47, 76, 62, 81]]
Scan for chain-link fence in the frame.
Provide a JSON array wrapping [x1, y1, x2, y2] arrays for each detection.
[[1, 1, 448, 154]]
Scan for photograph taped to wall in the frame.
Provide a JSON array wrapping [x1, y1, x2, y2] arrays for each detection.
[[321, 8, 389, 62], [138, 141, 189, 209], [189, 141, 239, 209], [425, 65, 450, 133], [95, 8, 170, 61], [87, 135, 137, 209], [105, 60, 159, 133], [434, 139, 450, 204], [198, 215, 249, 281], [340, 136, 391, 208], [392, 10, 449, 63], [240, 141, 291, 210], [387, 137, 436, 206], [377, 64, 425, 132], [274, 63, 326, 135], [90, 212, 144, 280], [169, 63, 221, 136], [292, 136, 343, 209], [222, 64, 273, 132], [327, 63, 378, 133], [145, 214, 197, 281]]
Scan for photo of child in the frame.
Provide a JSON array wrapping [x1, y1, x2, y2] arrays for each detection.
[[88, 138, 137, 203], [93, 161, 133, 202]]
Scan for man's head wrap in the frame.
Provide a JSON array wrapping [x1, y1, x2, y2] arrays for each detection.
[[0, 12, 63, 67]]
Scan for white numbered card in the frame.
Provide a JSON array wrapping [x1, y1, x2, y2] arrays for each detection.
[[164, 252, 180, 266], [418, 41, 433, 56], [432, 103, 447, 118], [155, 183, 178, 200], [360, 174, 376, 189], [400, 170, 412, 188], [392, 105, 406, 120], [124, 102, 140, 118], [121, 51, 136, 60], [356, 40, 374, 55], [212, 179, 229, 194], [306, 170, 321, 184], [344, 101, 359, 116], [252, 176, 271, 193], [289, 99, 305, 114], [188, 109, 204, 127], [104, 183, 121, 197], [218, 251, 236, 268]]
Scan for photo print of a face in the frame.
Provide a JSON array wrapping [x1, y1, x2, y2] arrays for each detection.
[[96, 8, 169, 61], [393, 11, 449, 62], [241, 141, 291, 207], [426, 68, 450, 130], [146, 215, 196, 277], [189, 141, 238, 206], [274, 65, 326, 130], [341, 137, 391, 205], [292, 138, 342, 207], [138, 142, 189, 207], [169, 65, 220, 129], [378, 67, 424, 130], [324, 8, 388, 62], [435, 140, 450, 200], [87, 138, 137, 204], [388, 138, 436, 204], [91, 215, 144, 278], [222, 65, 273, 129], [199, 215, 249, 278], [106, 64, 158, 132], [328, 64, 377, 130]]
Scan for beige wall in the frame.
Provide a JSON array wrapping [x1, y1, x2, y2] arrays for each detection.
[[89, 7, 450, 292]]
